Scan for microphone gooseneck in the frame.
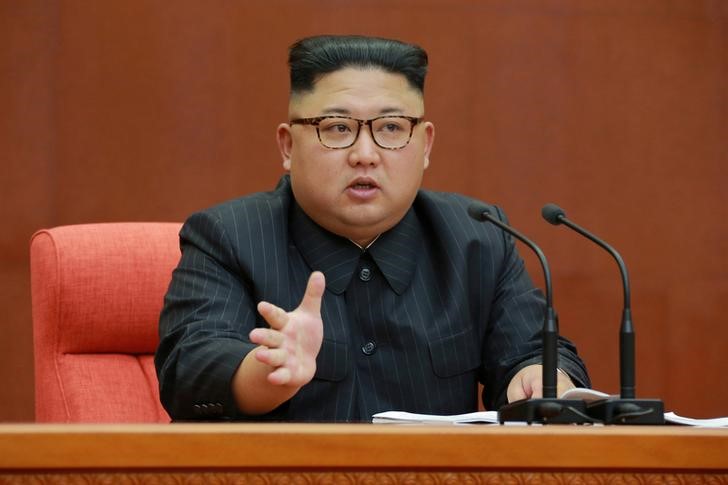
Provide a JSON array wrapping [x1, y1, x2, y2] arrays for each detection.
[[469, 203, 553, 310], [468, 202, 558, 398], [540, 202, 665, 424], [541, 203, 631, 311], [541, 203, 634, 399]]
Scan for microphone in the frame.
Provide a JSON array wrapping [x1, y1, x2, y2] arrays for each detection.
[[468, 202, 588, 424], [542, 203, 664, 424]]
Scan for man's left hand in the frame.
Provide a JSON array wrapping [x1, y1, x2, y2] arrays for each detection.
[[506, 364, 575, 402]]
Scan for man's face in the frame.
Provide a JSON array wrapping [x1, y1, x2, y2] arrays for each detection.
[[277, 67, 435, 246]]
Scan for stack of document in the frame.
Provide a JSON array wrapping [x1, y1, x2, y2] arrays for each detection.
[[373, 410, 500, 425], [372, 388, 728, 427]]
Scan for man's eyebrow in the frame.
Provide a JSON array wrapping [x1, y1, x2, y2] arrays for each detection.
[[320, 107, 351, 115], [320, 106, 406, 116], [378, 107, 406, 115]]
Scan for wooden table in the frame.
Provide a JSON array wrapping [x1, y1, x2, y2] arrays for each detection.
[[1, 423, 727, 483]]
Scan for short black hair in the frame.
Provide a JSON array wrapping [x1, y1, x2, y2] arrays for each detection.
[[288, 35, 428, 95]]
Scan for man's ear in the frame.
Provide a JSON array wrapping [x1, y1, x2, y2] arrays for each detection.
[[422, 121, 435, 170], [276, 123, 293, 171]]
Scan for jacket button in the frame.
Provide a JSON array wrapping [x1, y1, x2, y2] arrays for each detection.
[[359, 267, 372, 281], [361, 341, 376, 355]]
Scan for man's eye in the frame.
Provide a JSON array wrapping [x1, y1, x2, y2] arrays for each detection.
[[322, 123, 352, 133], [377, 122, 404, 133]]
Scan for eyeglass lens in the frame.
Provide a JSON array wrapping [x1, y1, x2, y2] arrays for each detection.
[[317, 117, 414, 149]]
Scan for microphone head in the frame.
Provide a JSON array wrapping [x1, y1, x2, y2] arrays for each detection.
[[467, 202, 493, 221], [541, 203, 566, 225]]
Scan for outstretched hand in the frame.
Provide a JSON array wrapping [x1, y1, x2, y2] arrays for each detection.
[[249, 271, 325, 387]]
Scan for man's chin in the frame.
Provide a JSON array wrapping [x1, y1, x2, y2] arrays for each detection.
[[340, 213, 402, 239]]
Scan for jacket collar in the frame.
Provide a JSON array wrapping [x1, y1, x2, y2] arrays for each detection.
[[290, 201, 422, 295]]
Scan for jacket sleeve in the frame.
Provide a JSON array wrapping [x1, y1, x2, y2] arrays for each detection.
[[155, 210, 257, 420], [479, 205, 591, 410]]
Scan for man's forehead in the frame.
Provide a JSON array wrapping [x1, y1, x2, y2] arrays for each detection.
[[289, 67, 424, 114]]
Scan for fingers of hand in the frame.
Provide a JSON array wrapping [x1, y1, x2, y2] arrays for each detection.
[[249, 328, 285, 349], [298, 271, 325, 315], [529, 378, 543, 399], [267, 367, 292, 386], [254, 347, 288, 368], [524, 366, 544, 398], [507, 374, 528, 402], [556, 369, 575, 395], [507, 383, 527, 403], [507, 365, 543, 402], [257, 301, 289, 330]]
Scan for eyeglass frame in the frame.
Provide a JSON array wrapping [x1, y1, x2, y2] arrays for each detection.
[[289, 115, 423, 150]]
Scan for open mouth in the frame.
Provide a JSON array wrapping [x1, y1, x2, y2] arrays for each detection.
[[349, 177, 379, 190], [347, 178, 380, 200]]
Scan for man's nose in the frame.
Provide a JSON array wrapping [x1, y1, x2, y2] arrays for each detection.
[[347, 125, 381, 166]]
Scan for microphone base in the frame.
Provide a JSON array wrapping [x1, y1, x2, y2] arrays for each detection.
[[498, 398, 590, 424], [586, 398, 665, 424]]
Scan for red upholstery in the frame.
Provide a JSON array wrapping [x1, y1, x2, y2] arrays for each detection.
[[30, 223, 181, 422]]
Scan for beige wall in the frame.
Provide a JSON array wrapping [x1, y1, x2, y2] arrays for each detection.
[[2, 0, 726, 421]]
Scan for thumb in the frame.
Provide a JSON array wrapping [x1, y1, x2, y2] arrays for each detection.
[[297, 271, 325, 315]]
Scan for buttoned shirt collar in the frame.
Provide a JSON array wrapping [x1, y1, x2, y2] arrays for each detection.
[[290, 201, 422, 295]]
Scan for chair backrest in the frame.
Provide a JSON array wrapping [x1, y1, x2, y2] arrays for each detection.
[[30, 222, 182, 422]]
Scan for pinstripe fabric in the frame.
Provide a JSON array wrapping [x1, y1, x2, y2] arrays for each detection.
[[155, 176, 590, 422]]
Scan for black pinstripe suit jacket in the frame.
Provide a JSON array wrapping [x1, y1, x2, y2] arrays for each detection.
[[155, 176, 589, 421]]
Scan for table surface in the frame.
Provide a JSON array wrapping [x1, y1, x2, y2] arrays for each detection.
[[1, 423, 727, 471]]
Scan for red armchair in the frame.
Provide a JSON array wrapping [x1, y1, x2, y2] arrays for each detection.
[[30, 222, 181, 422]]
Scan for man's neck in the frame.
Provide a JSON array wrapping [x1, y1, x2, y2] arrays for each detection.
[[349, 234, 381, 250]]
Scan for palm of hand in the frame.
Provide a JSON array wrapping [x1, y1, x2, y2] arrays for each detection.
[[251, 271, 326, 387], [277, 303, 324, 386]]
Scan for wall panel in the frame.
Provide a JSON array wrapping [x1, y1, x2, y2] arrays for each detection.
[[2, 0, 726, 421]]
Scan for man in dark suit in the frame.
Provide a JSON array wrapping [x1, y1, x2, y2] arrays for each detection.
[[155, 35, 590, 421]]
